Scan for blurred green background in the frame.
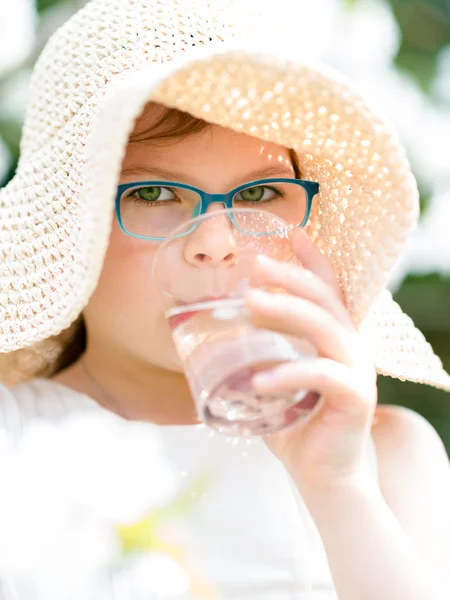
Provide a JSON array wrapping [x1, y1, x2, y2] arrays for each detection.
[[1, 0, 450, 449]]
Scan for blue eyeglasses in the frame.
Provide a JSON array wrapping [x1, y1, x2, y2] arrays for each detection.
[[115, 178, 319, 241]]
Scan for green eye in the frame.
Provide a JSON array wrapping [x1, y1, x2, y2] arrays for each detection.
[[239, 187, 265, 202], [137, 187, 162, 202]]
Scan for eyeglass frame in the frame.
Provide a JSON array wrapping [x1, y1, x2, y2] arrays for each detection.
[[115, 177, 320, 241]]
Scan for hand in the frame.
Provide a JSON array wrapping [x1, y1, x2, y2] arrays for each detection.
[[245, 228, 378, 497]]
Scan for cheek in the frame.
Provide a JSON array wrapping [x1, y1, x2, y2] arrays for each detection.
[[85, 223, 168, 346], [100, 228, 157, 303]]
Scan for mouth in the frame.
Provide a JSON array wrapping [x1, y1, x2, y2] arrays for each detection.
[[167, 295, 229, 330], [167, 310, 197, 330], [176, 295, 229, 306]]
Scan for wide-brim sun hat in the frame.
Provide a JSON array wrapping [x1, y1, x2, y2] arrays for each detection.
[[0, 0, 449, 391]]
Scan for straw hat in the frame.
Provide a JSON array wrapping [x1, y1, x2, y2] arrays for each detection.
[[0, 0, 449, 391]]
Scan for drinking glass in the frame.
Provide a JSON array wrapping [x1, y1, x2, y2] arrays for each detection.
[[152, 208, 322, 436]]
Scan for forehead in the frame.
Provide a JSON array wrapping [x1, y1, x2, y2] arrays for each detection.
[[129, 102, 287, 154], [126, 104, 291, 165]]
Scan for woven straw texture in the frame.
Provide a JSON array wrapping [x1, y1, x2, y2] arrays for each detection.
[[0, 0, 449, 391]]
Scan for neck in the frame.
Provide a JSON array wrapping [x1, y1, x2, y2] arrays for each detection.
[[52, 345, 199, 426]]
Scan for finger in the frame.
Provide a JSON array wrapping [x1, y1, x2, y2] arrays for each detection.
[[291, 228, 346, 305], [250, 254, 354, 330], [245, 289, 361, 367], [253, 358, 377, 418]]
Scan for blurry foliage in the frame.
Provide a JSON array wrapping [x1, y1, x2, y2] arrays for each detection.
[[36, 0, 64, 13], [366, 0, 450, 453], [392, 0, 450, 93], [347, 0, 450, 93], [1, 0, 450, 449]]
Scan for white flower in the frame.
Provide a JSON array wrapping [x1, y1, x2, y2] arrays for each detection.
[[0, 69, 33, 122], [403, 190, 450, 277], [324, 0, 400, 73], [60, 414, 178, 523], [0, 0, 36, 76], [0, 422, 116, 579], [114, 553, 190, 598], [0, 412, 179, 580]]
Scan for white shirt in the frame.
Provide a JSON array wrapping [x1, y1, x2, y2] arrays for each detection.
[[0, 379, 379, 599]]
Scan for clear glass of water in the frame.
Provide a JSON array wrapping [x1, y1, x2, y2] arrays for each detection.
[[152, 208, 322, 437]]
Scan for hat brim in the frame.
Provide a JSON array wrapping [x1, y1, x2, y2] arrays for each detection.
[[1, 47, 448, 391], [361, 289, 450, 392]]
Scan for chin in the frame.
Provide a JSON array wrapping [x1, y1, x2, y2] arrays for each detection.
[[147, 350, 184, 374], [167, 359, 184, 374]]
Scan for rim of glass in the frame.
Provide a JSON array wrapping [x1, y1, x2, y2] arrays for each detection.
[[163, 205, 292, 238], [151, 206, 295, 281]]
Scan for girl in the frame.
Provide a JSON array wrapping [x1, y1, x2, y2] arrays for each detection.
[[1, 0, 450, 598]]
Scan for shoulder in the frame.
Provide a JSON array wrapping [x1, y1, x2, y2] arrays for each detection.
[[371, 403, 449, 491], [0, 382, 22, 435], [0, 378, 100, 438], [371, 403, 450, 583], [372, 403, 448, 463]]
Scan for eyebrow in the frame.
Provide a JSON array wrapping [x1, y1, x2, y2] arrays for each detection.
[[120, 165, 296, 187]]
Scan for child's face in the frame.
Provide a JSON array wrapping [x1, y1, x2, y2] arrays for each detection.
[[83, 107, 296, 372]]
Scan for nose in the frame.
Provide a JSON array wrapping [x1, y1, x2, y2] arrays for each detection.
[[183, 204, 239, 268]]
